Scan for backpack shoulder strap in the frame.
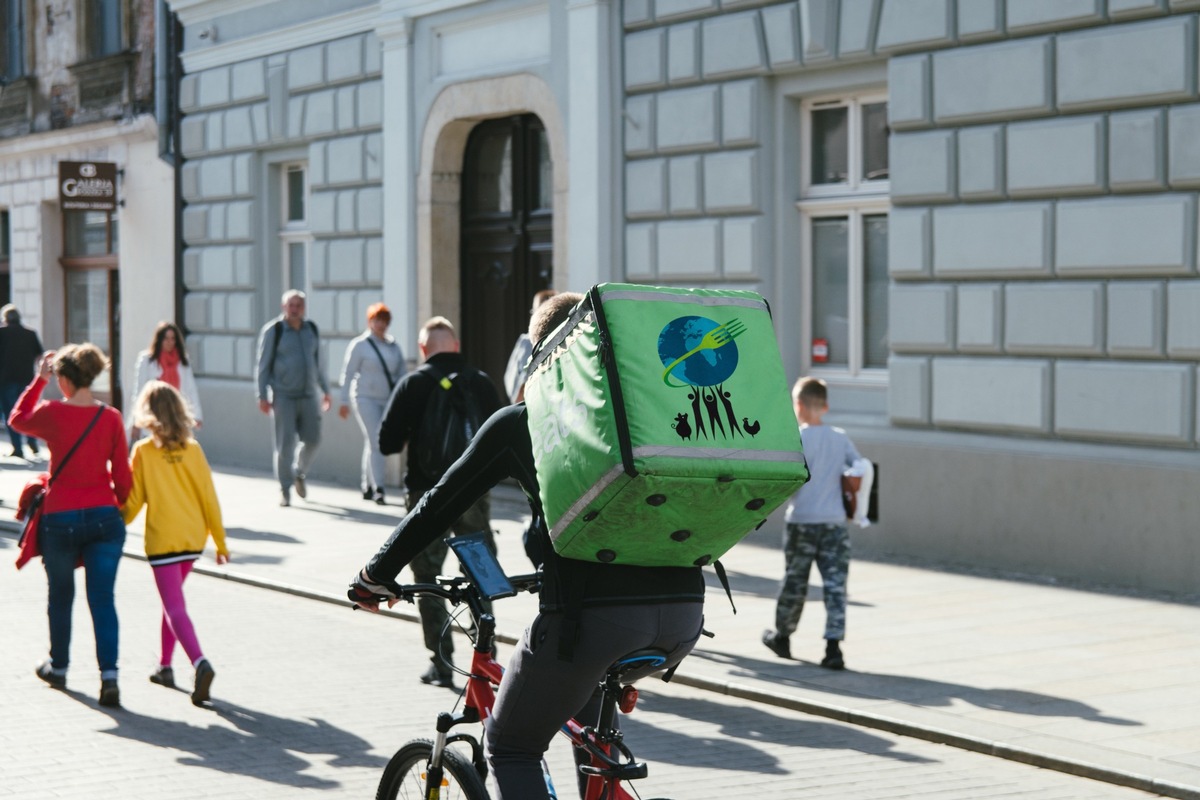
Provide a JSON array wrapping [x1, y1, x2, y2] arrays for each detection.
[[268, 319, 284, 375]]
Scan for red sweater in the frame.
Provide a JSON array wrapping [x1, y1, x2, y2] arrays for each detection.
[[9, 378, 132, 514]]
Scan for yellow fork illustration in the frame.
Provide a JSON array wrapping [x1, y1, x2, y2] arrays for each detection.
[[661, 319, 747, 386]]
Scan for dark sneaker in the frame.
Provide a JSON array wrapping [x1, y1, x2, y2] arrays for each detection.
[[150, 666, 175, 688], [761, 630, 791, 659], [28, 440, 39, 455], [99, 679, 121, 707], [362, 487, 374, 500], [36, 661, 66, 689], [419, 664, 457, 690], [373, 489, 386, 505], [293, 474, 307, 499], [192, 659, 216, 705]]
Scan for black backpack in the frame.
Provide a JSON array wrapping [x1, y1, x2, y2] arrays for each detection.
[[411, 363, 487, 479]]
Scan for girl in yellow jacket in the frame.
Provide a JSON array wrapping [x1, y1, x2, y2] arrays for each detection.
[[122, 380, 229, 706]]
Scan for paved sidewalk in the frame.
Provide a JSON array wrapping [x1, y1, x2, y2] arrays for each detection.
[[1, 453, 1198, 799]]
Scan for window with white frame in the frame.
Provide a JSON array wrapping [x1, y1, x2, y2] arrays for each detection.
[[798, 93, 890, 378], [279, 163, 310, 293]]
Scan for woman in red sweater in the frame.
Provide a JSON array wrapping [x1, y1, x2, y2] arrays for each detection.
[[9, 343, 132, 707]]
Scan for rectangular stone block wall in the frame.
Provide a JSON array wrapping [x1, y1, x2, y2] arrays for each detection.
[[179, 32, 383, 382], [885, 6, 1200, 448]]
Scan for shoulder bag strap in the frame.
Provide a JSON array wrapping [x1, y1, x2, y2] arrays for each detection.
[[48, 406, 106, 487], [365, 337, 396, 391]]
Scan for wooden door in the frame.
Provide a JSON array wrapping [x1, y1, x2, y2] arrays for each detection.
[[460, 114, 553, 399]]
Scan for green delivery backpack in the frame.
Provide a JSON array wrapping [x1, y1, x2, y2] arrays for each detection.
[[524, 283, 809, 568]]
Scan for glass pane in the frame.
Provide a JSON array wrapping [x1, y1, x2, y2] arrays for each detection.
[[811, 107, 848, 185], [862, 102, 889, 181], [4, 0, 25, 78], [65, 270, 111, 392], [864, 215, 889, 368], [64, 212, 113, 256], [470, 128, 513, 214], [537, 128, 552, 211], [1, 210, 10, 257], [287, 241, 307, 291], [90, 0, 123, 57], [812, 217, 849, 367], [287, 168, 305, 222]]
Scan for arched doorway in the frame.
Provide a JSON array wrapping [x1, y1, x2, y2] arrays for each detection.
[[459, 114, 553, 398]]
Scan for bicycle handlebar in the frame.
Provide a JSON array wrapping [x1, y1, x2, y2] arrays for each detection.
[[392, 572, 542, 605]]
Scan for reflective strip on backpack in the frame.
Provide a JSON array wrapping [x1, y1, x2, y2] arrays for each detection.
[[631, 445, 808, 464], [599, 290, 767, 312], [549, 462, 628, 540]]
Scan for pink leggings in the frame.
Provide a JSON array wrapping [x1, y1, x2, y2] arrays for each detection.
[[151, 561, 204, 666]]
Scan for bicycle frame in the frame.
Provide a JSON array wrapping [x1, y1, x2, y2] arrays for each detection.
[[426, 600, 643, 799]]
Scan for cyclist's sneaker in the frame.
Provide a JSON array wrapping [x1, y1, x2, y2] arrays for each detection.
[[192, 659, 216, 705], [150, 665, 175, 688], [761, 629, 791, 659], [35, 661, 66, 689], [419, 664, 457, 690], [348, 571, 402, 605]]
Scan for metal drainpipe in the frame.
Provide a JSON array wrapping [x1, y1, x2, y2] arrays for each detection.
[[155, 0, 186, 326]]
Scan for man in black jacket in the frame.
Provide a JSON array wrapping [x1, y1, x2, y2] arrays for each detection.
[[353, 295, 705, 800], [0, 304, 43, 458], [377, 316, 501, 688]]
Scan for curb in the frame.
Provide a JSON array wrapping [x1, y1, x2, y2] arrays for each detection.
[[4, 524, 1196, 800]]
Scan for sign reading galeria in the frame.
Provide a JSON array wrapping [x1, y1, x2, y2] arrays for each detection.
[[59, 161, 118, 211]]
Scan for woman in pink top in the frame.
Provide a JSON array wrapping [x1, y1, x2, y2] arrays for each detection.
[[9, 343, 131, 707]]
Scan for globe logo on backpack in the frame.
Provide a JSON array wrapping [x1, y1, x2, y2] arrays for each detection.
[[657, 316, 755, 442]]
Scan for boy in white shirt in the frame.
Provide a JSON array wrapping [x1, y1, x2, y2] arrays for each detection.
[[762, 377, 862, 670]]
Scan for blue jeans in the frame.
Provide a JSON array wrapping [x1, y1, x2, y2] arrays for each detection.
[[40, 506, 126, 679]]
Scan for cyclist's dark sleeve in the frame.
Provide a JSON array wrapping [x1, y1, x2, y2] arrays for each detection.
[[365, 404, 534, 580]]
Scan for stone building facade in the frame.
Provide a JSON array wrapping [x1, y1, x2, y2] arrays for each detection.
[[0, 0, 174, 408], [620, 0, 1200, 594], [162, 0, 1199, 594]]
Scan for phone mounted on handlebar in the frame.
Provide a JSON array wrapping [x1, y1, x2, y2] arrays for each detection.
[[447, 532, 515, 600]]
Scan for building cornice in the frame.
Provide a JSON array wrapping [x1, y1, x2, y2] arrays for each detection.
[[178, 5, 380, 73], [168, 0, 278, 27], [0, 115, 158, 161]]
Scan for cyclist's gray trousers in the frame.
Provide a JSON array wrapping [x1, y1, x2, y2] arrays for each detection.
[[486, 602, 704, 800]]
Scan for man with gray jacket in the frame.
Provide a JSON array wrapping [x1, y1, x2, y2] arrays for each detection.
[[256, 290, 332, 506]]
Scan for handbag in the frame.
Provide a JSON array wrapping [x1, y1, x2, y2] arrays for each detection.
[[14, 406, 107, 569]]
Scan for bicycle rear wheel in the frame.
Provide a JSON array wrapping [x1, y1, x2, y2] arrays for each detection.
[[376, 738, 489, 800]]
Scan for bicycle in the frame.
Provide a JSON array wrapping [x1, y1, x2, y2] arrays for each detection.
[[370, 532, 675, 800]]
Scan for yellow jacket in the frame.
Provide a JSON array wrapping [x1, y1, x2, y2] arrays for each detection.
[[122, 438, 228, 566]]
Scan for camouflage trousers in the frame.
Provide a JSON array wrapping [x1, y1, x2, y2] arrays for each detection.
[[772, 522, 850, 641], [408, 492, 495, 675]]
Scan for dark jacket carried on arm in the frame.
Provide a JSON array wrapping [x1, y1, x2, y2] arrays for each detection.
[[365, 404, 706, 614]]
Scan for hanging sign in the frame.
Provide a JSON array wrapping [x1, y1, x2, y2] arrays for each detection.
[[59, 161, 118, 212]]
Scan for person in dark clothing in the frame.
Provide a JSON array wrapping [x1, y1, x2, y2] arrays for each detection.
[[352, 294, 706, 800], [376, 316, 502, 688], [0, 304, 44, 458]]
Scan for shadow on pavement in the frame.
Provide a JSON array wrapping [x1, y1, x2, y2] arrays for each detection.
[[283, 502, 400, 528], [710, 568, 875, 607], [689, 650, 1142, 726], [88, 695, 386, 788], [625, 691, 937, 772], [224, 527, 302, 544]]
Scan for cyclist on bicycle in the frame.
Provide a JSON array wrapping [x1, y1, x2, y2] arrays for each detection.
[[350, 292, 706, 800]]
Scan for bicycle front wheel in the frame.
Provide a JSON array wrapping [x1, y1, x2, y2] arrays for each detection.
[[376, 738, 490, 800]]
